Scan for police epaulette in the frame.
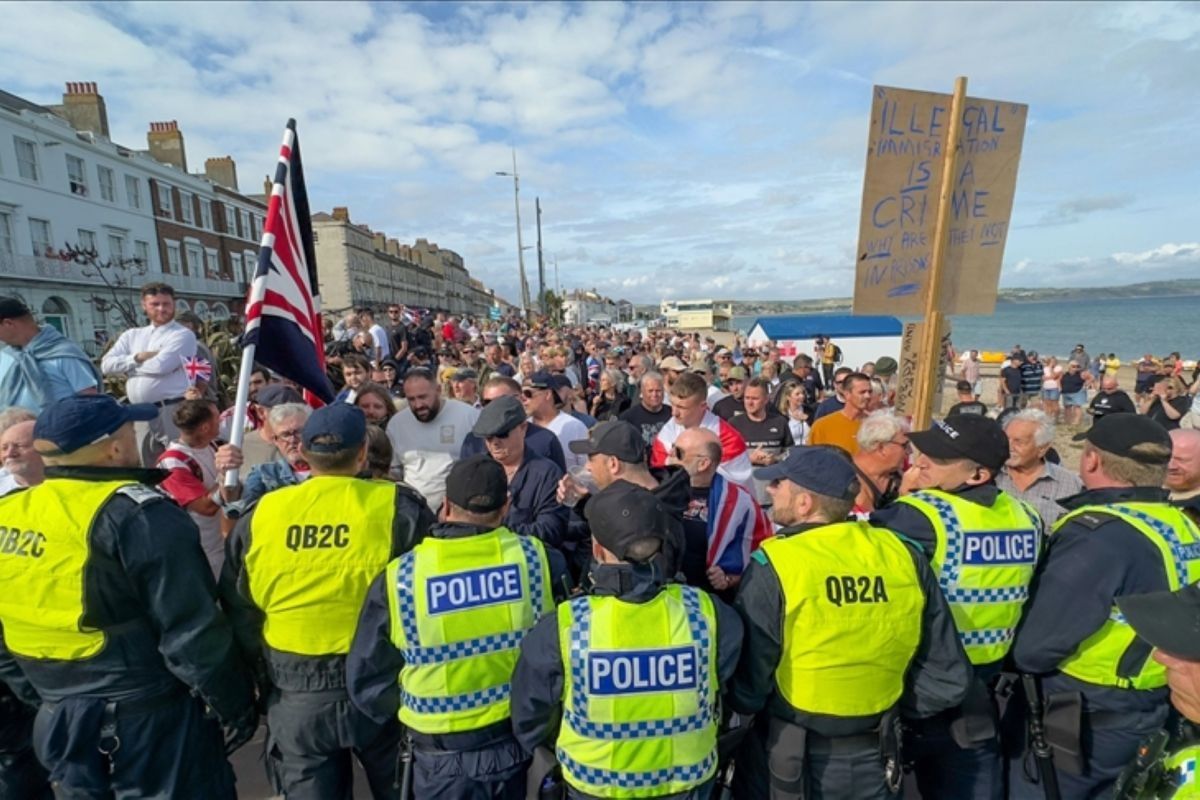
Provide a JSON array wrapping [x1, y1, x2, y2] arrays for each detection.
[[1070, 512, 1114, 530], [116, 484, 166, 504], [751, 550, 769, 566]]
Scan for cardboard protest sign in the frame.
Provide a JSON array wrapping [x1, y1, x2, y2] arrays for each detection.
[[896, 318, 952, 416], [853, 85, 1027, 315]]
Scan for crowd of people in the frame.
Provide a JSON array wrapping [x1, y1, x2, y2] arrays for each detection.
[[3, 284, 1200, 799]]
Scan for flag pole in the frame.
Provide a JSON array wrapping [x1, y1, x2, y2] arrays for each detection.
[[222, 343, 258, 488]]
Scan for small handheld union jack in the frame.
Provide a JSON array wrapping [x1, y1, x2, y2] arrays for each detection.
[[182, 355, 213, 385]]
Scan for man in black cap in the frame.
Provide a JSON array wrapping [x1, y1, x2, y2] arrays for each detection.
[[511, 482, 744, 798], [220, 403, 434, 799], [870, 414, 1043, 800], [473, 395, 568, 549], [0, 296, 101, 412], [1007, 414, 1200, 798], [557, 419, 693, 583], [730, 447, 971, 799], [0, 394, 256, 797], [458, 376, 567, 471], [522, 370, 589, 472], [347, 455, 569, 798]]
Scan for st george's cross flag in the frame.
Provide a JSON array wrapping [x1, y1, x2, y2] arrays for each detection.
[[242, 119, 334, 403]]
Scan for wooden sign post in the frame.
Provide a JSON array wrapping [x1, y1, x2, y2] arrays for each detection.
[[853, 77, 1027, 429]]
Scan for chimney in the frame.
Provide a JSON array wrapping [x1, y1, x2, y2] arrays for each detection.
[[204, 156, 238, 191], [373, 232, 387, 251], [332, 206, 350, 222], [263, 175, 272, 195], [56, 82, 110, 138], [386, 238, 401, 258], [147, 121, 187, 171]]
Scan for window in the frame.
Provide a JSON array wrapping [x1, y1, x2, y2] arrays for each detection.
[[134, 240, 150, 269], [0, 211, 13, 255], [125, 174, 142, 209], [108, 233, 126, 263], [29, 218, 53, 256], [14, 137, 38, 181], [42, 297, 71, 338], [157, 183, 173, 217], [179, 191, 194, 224], [199, 199, 212, 230], [239, 210, 251, 240], [78, 229, 96, 253], [224, 203, 235, 233], [98, 166, 115, 202], [66, 154, 88, 196], [250, 214, 261, 241], [244, 250, 257, 274], [185, 243, 203, 274], [165, 242, 181, 274], [205, 248, 219, 277], [230, 253, 243, 283]]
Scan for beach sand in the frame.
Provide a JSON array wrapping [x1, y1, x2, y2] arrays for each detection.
[[934, 363, 1143, 473]]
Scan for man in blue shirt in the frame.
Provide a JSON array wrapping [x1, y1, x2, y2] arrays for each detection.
[[0, 297, 100, 412]]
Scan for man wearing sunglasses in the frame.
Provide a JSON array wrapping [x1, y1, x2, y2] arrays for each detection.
[[459, 377, 566, 471], [522, 371, 589, 473]]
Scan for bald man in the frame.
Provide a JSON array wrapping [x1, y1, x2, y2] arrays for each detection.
[[1169, 429, 1200, 523], [670, 427, 771, 597]]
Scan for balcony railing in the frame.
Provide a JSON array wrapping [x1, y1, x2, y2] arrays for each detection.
[[0, 251, 245, 298]]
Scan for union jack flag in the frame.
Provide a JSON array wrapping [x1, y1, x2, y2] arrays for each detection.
[[181, 355, 212, 384], [242, 119, 334, 403]]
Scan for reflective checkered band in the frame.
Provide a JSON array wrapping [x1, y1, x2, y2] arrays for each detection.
[[564, 586, 714, 741], [1109, 505, 1200, 588], [960, 628, 1015, 646], [909, 491, 1032, 604], [556, 746, 717, 791], [1109, 608, 1127, 625], [1177, 757, 1197, 787], [400, 681, 510, 714], [394, 535, 545, 663]]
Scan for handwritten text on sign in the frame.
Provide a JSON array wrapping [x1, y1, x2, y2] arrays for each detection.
[[853, 86, 1027, 316]]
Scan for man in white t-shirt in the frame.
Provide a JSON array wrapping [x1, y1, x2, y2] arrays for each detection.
[[357, 307, 390, 366], [385, 367, 479, 510], [156, 399, 224, 578], [522, 370, 589, 471]]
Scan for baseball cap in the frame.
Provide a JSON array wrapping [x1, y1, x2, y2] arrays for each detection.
[[524, 370, 554, 389], [754, 446, 859, 501], [956, 380, 974, 393], [1118, 583, 1200, 660], [658, 356, 687, 372], [34, 394, 157, 455], [585, 481, 674, 563], [445, 455, 509, 513], [452, 367, 479, 382], [908, 415, 1010, 472], [302, 403, 367, 453], [727, 366, 747, 381], [569, 420, 645, 462], [0, 297, 32, 321], [473, 395, 526, 438], [874, 357, 898, 377], [256, 384, 304, 408], [1083, 413, 1172, 464]]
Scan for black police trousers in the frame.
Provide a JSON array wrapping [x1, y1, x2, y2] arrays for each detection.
[[266, 687, 402, 799], [31, 690, 235, 799], [0, 688, 50, 800], [412, 736, 527, 799]]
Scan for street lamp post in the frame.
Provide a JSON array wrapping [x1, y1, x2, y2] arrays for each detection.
[[495, 149, 531, 318]]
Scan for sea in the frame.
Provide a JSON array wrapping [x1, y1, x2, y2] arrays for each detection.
[[731, 294, 1200, 361]]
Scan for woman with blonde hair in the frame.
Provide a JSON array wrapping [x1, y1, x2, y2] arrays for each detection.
[[776, 381, 811, 444]]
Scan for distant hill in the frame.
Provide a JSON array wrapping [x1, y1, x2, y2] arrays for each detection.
[[638, 279, 1200, 317]]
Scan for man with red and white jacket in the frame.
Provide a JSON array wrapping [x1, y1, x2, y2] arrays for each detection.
[[650, 371, 755, 493]]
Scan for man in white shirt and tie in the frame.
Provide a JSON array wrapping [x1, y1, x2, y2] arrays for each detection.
[[101, 282, 196, 464]]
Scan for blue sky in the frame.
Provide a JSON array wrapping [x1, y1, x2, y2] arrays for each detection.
[[2, 1, 1198, 304]]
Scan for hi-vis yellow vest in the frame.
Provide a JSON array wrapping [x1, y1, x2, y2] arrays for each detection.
[[247, 476, 396, 656], [897, 489, 1041, 665], [386, 528, 552, 734], [555, 585, 719, 799], [1055, 503, 1200, 690], [0, 479, 128, 660], [1164, 743, 1200, 798], [759, 521, 925, 717]]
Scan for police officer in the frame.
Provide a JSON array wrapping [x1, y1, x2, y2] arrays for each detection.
[[348, 455, 570, 797], [1008, 414, 1200, 797], [729, 447, 972, 799], [870, 414, 1042, 800], [0, 394, 256, 797], [221, 403, 434, 799], [511, 481, 744, 798]]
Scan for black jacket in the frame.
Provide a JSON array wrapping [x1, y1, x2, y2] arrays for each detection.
[[728, 522, 971, 736], [0, 467, 254, 721], [220, 477, 433, 692], [1012, 487, 1176, 713]]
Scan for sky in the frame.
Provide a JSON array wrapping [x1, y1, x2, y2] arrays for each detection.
[[2, 1, 1198, 305]]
